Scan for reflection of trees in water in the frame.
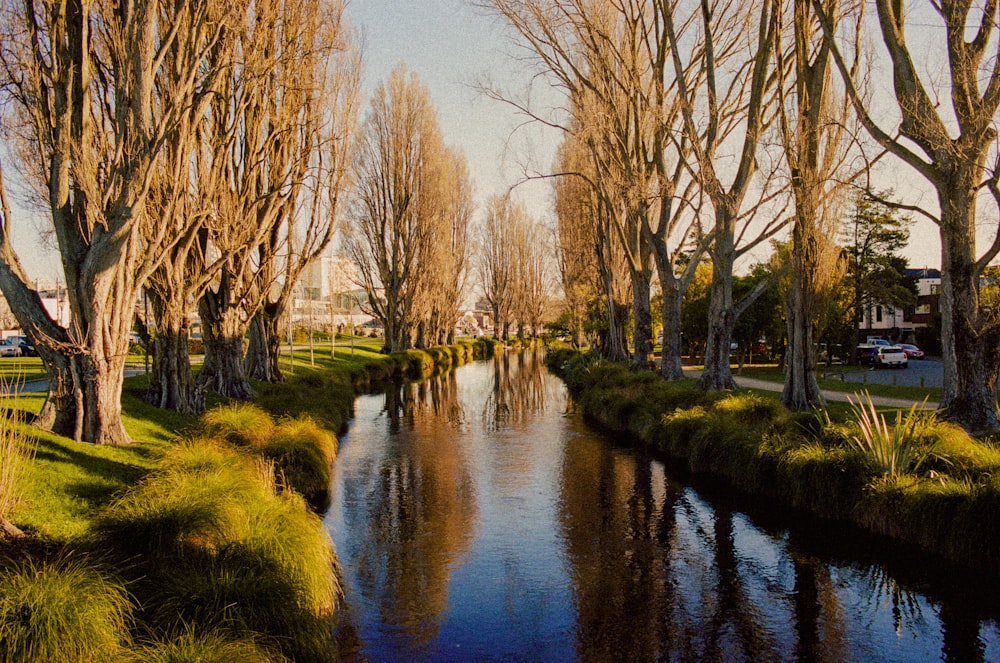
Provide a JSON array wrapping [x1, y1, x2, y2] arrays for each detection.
[[340, 373, 477, 648], [384, 370, 465, 433], [789, 552, 848, 662], [483, 349, 548, 431], [558, 435, 865, 662]]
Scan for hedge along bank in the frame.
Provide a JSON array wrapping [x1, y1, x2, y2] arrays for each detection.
[[546, 347, 1000, 577]]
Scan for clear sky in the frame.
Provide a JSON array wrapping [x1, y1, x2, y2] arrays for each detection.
[[349, 0, 559, 222]]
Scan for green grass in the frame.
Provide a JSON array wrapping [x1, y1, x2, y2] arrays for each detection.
[[0, 357, 48, 384], [129, 630, 279, 663], [7, 376, 192, 541], [0, 555, 133, 663]]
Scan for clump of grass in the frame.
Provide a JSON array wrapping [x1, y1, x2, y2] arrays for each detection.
[[847, 391, 931, 477], [0, 409, 33, 536], [0, 555, 132, 663], [916, 420, 1000, 477], [255, 418, 337, 511], [91, 437, 338, 662], [141, 491, 338, 662], [714, 392, 789, 432], [199, 403, 274, 447], [129, 629, 281, 663]]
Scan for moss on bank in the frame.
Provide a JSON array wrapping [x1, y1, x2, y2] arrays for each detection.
[[547, 347, 1000, 576]]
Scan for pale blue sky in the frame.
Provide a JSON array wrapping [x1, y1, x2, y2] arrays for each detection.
[[349, 0, 560, 221]]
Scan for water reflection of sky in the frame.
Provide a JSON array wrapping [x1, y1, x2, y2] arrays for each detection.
[[326, 355, 1000, 662]]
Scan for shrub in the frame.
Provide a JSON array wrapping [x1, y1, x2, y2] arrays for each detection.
[[141, 492, 338, 663], [917, 420, 1000, 477], [713, 392, 789, 433], [199, 403, 274, 447], [256, 373, 354, 432], [847, 392, 929, 477], [91, 440, 338, 662], [89, 453, 267, 565], [0, 555, 132, 663]]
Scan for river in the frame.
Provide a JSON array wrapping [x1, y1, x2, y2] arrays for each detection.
[[325, 351, 1000, 662]]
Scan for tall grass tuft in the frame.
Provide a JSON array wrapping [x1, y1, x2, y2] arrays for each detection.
[[92, 437, 339, 662], [0, 409, 33, 535], [129, 629, 282, 663], [140, 491, 338, 662], [199, 403, 274, 447], [0, 555, 132, 663], [255, 418, 337, 511], [847, 391, 930, 477]]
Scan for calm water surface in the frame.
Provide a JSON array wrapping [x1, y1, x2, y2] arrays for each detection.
[[325, 352, 1000, 662]]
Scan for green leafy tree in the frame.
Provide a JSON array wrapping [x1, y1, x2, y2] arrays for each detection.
[[843, 192, 916, 361]]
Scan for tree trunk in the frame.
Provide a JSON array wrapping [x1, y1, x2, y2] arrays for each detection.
[[197, 291, 254, 400], [632, 273, 653, 369], [145, 293, 202, 413], [246, 303, 285, 383], [939, 183, 1000, 433], [414, 319, 426, 349], [782, 225, 823, 409], [659, 280, 685, 380], [699, 241, 737, 390]]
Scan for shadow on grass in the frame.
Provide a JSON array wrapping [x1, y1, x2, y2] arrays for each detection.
[[32, 437, 151, 488]]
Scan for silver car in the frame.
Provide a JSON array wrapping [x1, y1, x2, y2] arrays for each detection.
[[0, 338, 21, 357], [873, 345, 908, 369]]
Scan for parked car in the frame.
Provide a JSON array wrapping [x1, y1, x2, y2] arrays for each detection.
[[898, 343, 925, 360], [873, 345, 908, 369], [0, 337, 21, 357], [857, 345, 879, 365]]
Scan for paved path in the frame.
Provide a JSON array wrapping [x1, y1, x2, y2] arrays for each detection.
[[683, 369, 940, 410]]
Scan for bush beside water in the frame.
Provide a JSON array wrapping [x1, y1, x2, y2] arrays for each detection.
[[547, 348, 1000, 575]]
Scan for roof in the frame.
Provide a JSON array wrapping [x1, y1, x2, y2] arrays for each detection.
[[905, 268, 941, 279]]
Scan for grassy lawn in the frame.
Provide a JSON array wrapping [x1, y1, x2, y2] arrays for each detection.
[[4, 334, 409, 542], [0, 356, 48, 384], [7, 381, 196, 542]]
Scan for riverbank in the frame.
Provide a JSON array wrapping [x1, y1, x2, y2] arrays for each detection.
[[547, 348, 1000, 576], [0, 336, 510, 661]]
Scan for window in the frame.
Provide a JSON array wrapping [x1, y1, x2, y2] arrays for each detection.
[[876, 305, 883, 323], [930, 284, 941, 295]]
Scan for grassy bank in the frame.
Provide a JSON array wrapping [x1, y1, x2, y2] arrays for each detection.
[[548, 348, 1000, 576], [0, 335, 505, 662]]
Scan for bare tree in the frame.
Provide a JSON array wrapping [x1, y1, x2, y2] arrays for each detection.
[[0, 0, 231, 444], [417, 150, 473, 346], [191, 0, 349, 399], [775, 0, 859, 409], [245, 1, 361, 383], [659, 0, 792, 390], [553, 128, 631, 359], [513, 217, 550, 336], [347, 65, 456, 353], [553, 138, 601, 348], [815, 0, 1000, 432], [478, 194, 521, 341]]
